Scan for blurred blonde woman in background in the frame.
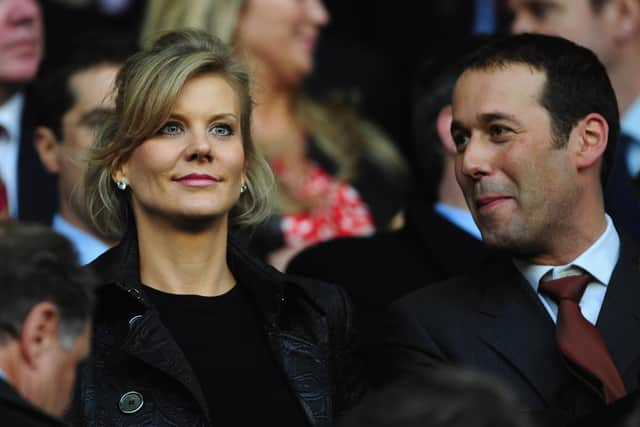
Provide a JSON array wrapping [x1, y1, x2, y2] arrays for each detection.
[[141, 0, 408, 270], [68, 30, 363, 426]]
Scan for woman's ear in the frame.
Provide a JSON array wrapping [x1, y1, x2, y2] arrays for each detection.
[[571, 113, 609, 172]]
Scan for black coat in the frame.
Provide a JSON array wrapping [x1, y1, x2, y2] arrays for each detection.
[[382, 235, 640, 426], [0, 380, 66, 427], [67, 228, 364, 426]]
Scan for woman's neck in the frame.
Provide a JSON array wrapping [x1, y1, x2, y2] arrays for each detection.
[[135, 216, 235, 297]]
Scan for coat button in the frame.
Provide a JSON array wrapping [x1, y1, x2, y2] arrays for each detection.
[[119, 391, 144, 414], [128, 315, 143, 330]]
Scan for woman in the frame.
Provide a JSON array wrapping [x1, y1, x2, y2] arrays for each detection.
[[68, 30, 363, 426], [141, 0, 408, 269]]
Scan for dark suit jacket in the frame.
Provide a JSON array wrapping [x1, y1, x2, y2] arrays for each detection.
[[17, 90, 57, 224], [0, 379, 66, 427], [383, 236, 640, 426]]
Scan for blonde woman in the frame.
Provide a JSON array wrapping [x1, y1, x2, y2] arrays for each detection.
[[68, 30, 363, 426], [141, 0, 408, 269]]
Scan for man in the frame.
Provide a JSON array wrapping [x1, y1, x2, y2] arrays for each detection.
[[0, 0, 56, 223], [0, 222, 96, 426], [33, 34, 135, 263], [508, 0, 640, 243], [383, 34, 640, 426], [286, 39, 492, 381]]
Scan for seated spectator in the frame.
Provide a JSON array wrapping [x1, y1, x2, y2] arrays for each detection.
[[0, 221, 96, 426], [0, 0, 57, 223], [338, 367, 534, 427], [33, 32, 137, 264]]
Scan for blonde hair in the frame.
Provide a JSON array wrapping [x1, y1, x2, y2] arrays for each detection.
[[85, 29, 274, 240]]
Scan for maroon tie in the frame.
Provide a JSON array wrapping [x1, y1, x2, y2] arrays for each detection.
[[0, 176, 8, 220], [539, 273, 626, 403]]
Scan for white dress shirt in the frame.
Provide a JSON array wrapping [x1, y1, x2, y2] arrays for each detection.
[[513, 214, 620, 325], [434, 202, 482, 240], [0, 93, 24, 218]]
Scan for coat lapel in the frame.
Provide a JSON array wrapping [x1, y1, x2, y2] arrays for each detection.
[[477, 260, 570, 406], [596, 236, 640, 387]]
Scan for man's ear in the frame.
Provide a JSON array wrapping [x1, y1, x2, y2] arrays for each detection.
[[19, 302, 60, 370], [571, 113, 608, 172], [437, 105, 457, 156], [34, 127, 61, 175]]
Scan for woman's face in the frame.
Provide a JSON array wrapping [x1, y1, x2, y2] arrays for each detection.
[[115, 73, 246, 226], [234, 0, 329, 87]]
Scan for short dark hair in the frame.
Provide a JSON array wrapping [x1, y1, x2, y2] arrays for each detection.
[[338, 367, 534, 427], [411, 36, 496, 203], [461, 33, 619, 188], [590, 0, 609, 12], [0, 222, 96, 347], [32, 31, 138, 139]]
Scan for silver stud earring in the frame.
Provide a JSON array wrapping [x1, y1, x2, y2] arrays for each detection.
[[240, 183, 248, 194], [117, 180, 127, 191]]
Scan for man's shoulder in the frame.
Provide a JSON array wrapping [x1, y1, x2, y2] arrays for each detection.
[[390, 255, 513, 314], [0, 381, 65, 427]]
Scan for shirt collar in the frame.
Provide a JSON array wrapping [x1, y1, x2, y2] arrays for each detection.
[[0, 92, 24, 142], [514, 214, 620, 292]]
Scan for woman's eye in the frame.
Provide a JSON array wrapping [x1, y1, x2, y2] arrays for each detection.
[[210, 124, 233, 137], [159, 122, 183, 135]]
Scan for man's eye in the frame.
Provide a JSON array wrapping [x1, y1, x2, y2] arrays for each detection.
[[159, 122, 183, 135], [210, 124, 233, 137], [490, 125, 511, 138], [453, 133, 470, 151]]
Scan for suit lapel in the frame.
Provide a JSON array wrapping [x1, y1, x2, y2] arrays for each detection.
[[596, 236, 640, 387], [477, 260, 569, 406]]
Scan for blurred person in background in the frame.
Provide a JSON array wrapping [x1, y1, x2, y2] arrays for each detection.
[[0, 222, 95, 426], [338, 367, 534, 427], [141, 0, 409, 271], [68, 30, 363, 426], [0, 0, 57, 223], [33, 32, 137, 264]]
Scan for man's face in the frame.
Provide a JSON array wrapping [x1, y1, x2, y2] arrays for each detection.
[[509, 0, 615, 65], [0, 0, 43, 84], [33, 324, 91, 417], [58, 64, 118, 228], [451, 65, 579, 256]]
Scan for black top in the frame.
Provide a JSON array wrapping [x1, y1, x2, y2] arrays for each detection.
[[141, 283, 309, 426]]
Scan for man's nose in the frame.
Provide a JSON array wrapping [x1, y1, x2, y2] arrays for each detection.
[[459, 137, 493, 180]]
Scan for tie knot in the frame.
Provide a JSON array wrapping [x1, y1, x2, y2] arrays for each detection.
[[539, 273, 592, 303]]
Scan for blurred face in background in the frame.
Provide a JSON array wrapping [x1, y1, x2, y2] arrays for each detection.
[[234, 0, 329, 88], [508, 0, 617, 65], [0, 0, 43, 85]]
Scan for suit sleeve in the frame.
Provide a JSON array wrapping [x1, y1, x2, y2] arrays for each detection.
[[379, 299, 450, 384]]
